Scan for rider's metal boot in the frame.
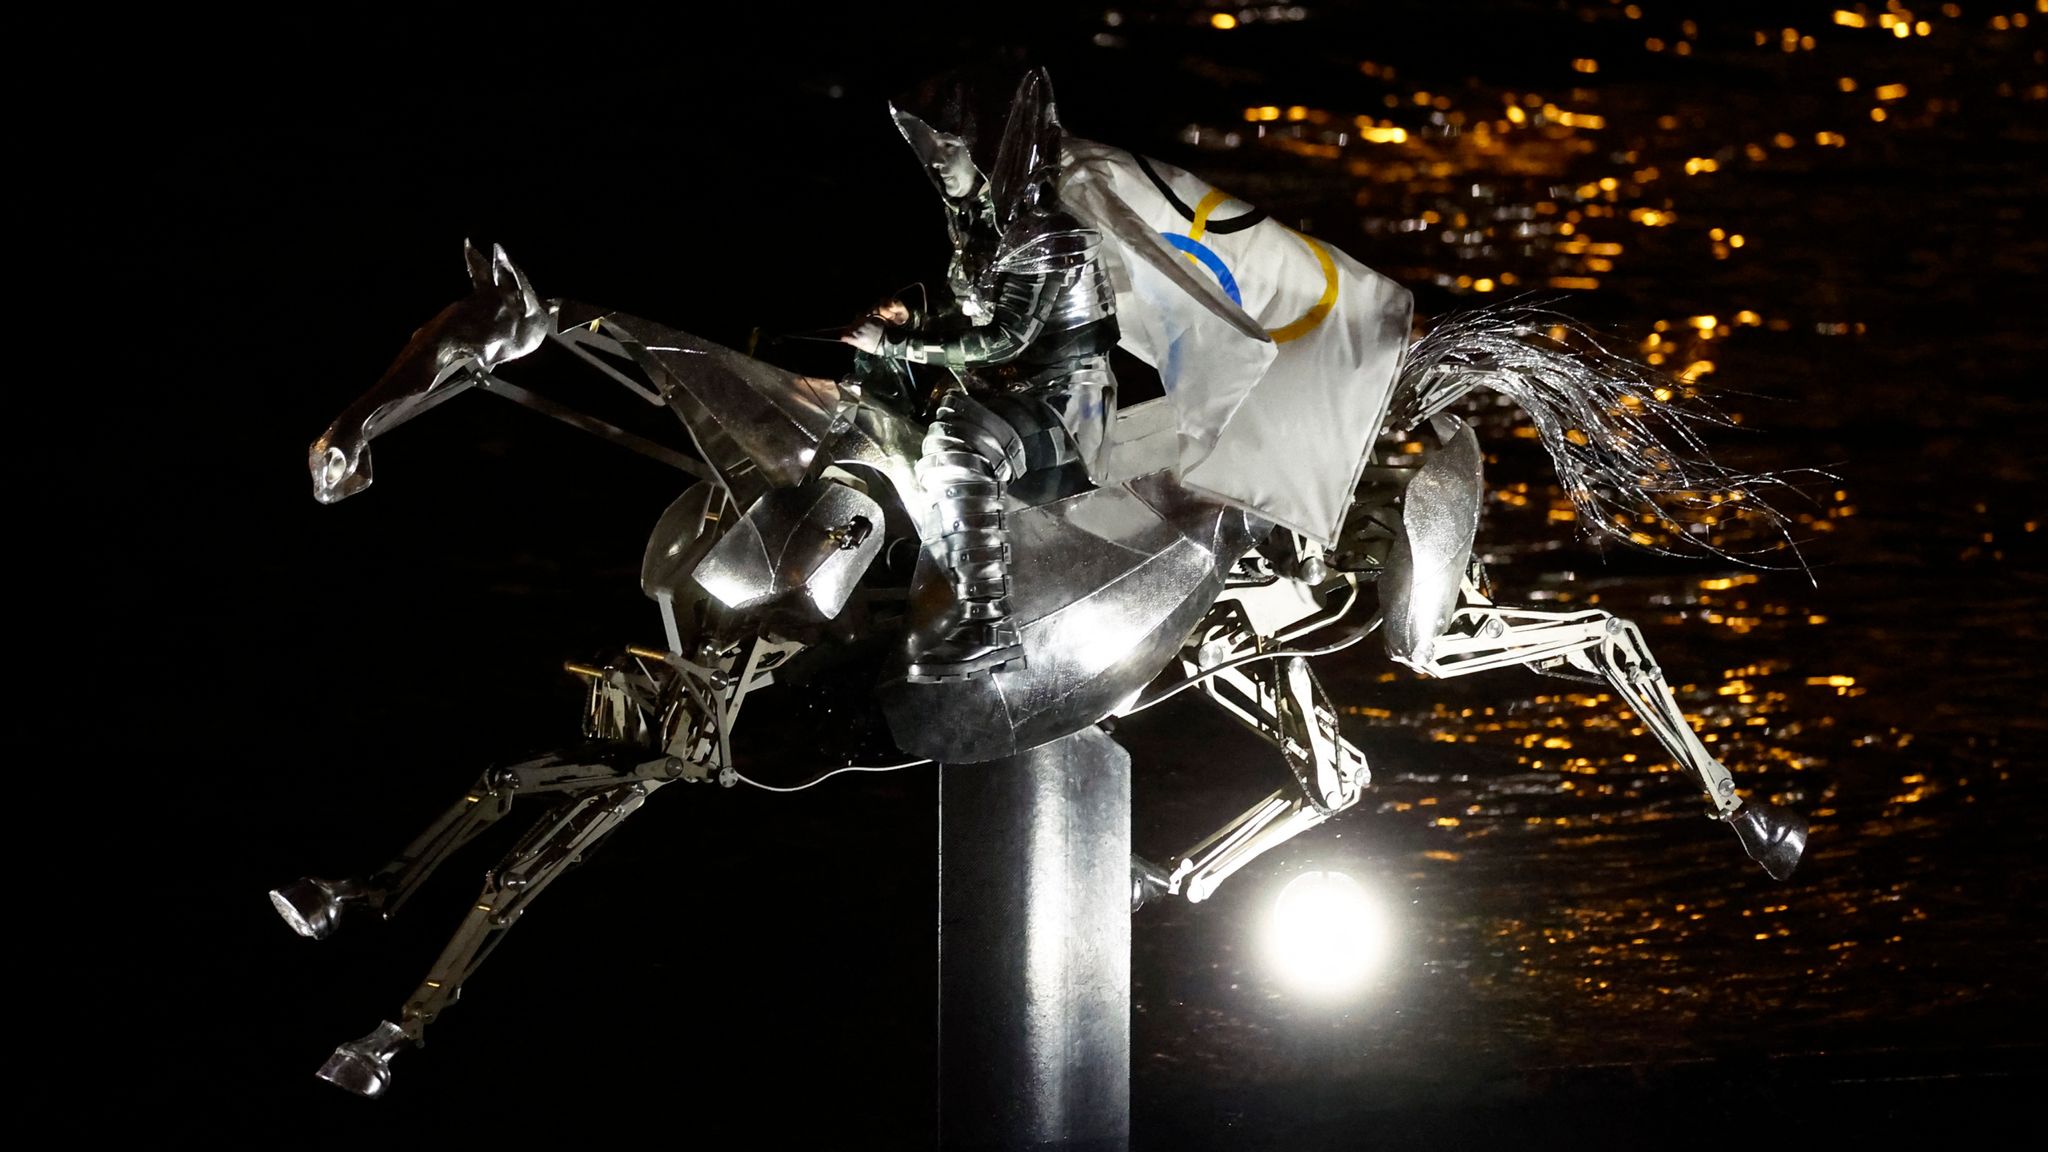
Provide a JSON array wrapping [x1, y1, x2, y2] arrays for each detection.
[[910, 392, 1028, 682]]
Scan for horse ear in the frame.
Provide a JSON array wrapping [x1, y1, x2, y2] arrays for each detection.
[[465, 240, 495, 291], [491, 244, 520, 292], [496, 245, 537, 301]]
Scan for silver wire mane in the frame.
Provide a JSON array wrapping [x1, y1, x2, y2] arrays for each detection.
[[1388, 301, 1814, 570]]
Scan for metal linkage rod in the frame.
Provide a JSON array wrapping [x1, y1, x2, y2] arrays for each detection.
[[475, 369, 714, 481], [1169, 790, 1331, 904]]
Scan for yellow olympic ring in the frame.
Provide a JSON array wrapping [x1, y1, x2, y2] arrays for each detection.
[[1189, 189, 1231, 240], [1185, 188, 1339, 344], [1267, 232, 1339, 344]]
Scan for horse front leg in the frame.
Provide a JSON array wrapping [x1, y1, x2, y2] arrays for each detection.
[[267, 767, 514, 940], [314, 779, 663, 1097], [1128, 587, 1376, 907], [268, 743, 681, 939]]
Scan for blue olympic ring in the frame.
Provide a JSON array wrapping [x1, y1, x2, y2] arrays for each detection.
[[1161, 233, 1242, 306]]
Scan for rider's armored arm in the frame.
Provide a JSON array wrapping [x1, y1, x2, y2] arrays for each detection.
[[879, 267, 1061, 369], [879, 214, 1112, 371]]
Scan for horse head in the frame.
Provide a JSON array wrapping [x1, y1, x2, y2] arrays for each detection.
[[309, 242, 551, 503]]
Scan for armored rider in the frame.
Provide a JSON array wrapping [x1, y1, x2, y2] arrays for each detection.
[[844, 71, 1118, 682]]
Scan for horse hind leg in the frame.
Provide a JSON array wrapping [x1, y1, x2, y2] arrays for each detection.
[[1381, 418, 1805, 880], [1571, 618, 1807, 879], [316, 780, 662, 1097], [1380, 414, 1485, 671], [1405, 593, 1807, 878]]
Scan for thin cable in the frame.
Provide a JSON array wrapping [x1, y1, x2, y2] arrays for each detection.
[[1121, 615, 1383, 717], [1275, 581, 1359, 644], [734, 758, 933, 793]]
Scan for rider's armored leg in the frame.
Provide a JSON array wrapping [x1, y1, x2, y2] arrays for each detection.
[[910, 389, 1030, 681], [1381, 415, 1807, 879]]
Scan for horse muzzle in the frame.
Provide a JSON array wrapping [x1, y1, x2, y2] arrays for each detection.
[[310, 440, 373, 504]]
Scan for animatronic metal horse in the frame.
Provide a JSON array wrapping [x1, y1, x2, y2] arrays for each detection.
[[272, 194, 1808, 1099]]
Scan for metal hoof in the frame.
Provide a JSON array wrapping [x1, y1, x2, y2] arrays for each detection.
[[1728, 801, 1809, 881], [315, 1021, 409, 1098], [1130, 855, 1174, 913], [268, 877, 352, 940]]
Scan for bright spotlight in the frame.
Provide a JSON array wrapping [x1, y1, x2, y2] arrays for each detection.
[[1266, 870, 1391, 995]]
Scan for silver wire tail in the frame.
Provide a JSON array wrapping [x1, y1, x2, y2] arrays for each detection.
[[1390, 302, 1816, 569]]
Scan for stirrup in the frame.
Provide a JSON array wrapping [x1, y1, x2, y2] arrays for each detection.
[[908, 625, 1027, 683]]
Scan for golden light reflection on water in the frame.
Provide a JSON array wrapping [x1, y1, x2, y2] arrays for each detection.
[[1179, 0, 2045, 319], [1139, 524, 2015, 1072], [1125, 0, 2042, 1091], [1175, 531, 1955, 1065]]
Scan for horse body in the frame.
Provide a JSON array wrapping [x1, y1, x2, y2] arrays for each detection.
[[272, 245, 1805, 1097], [563, 298, 1266, 764]]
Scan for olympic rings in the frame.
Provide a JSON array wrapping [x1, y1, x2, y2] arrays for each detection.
[[1157, 180, 1340, 343]]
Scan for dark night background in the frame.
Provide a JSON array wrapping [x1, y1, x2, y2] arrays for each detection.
[[30, 2, 2045, 1146]]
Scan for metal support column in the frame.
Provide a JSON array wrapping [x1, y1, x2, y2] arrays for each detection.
[[938, 725, 1132, 1152]]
